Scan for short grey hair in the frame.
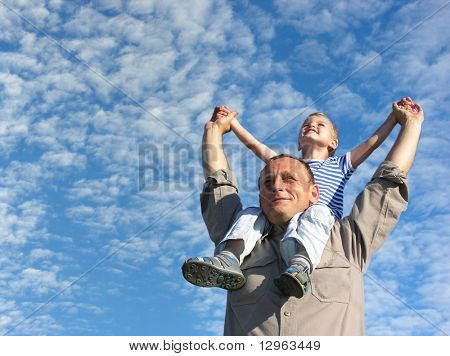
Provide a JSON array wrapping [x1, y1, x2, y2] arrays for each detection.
[[258, 154, 315, 190]]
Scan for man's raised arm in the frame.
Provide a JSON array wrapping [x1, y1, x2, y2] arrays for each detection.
[[338, 99, 424, 271], [200, 106, 243, 245], [385, 99, 424, 174], [202, 106, 237, 179]]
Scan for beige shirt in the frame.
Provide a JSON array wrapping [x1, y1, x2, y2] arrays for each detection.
[[200, 161, 408, 335]]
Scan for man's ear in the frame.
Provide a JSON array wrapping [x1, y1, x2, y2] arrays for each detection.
[[310, 184, 319, 203]]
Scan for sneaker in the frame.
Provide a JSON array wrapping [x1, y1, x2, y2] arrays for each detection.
[[182, 254, 246, 290], [274, 264, 311, 299]]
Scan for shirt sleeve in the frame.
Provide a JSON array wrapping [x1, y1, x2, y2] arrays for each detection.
[[338, 152, 356, 177], [200, 169, 243, 247], [332, 160, 409, 272]]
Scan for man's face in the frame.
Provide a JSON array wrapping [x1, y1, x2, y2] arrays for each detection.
[[259, 157, 319, 227]]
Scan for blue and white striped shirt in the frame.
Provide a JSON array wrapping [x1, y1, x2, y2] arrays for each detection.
[[305, 152, 355, 219]]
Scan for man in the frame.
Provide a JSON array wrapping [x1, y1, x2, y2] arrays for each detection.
[[197, 101, 423, 335]]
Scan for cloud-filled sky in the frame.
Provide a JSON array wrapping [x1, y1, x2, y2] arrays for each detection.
[[0, 0, 449, 335]]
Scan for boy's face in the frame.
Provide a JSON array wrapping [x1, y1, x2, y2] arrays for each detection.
[[298, 115, 338, 154]]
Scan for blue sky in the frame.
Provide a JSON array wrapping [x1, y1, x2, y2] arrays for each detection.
[[0, 0, 449, 336]]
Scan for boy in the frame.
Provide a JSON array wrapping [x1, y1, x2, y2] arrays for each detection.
[[182, 98, 417, 298]]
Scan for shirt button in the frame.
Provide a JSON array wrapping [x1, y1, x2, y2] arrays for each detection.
[[284, 311, 291, 317]]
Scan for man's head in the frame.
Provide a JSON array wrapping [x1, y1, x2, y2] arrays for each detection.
[[258, 154, 319, 227], [298, 112, 338, 156]]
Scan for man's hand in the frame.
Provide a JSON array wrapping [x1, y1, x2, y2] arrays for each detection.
[[392, 97, 424, 126], [208, 106, 239, 135]]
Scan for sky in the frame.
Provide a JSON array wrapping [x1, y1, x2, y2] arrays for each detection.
[[0, 0, 449, 336]]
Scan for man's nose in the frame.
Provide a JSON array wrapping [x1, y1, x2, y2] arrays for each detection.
[[271, 176, 284, 191]]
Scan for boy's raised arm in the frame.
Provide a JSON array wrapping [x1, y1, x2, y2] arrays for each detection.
[[350, 97, 421, 169], [349, 111, 398, 169], [230, 118, 278, 164]]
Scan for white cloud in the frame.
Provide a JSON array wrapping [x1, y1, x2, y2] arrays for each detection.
[[41, 151, 86, 169], [93, 0, 123, 12], [0, 3, 24, 43], [47, 0, 63, 11], [0, 161, 45, 202], [105, 236, 161, 265], [63, 36, 118, 64], [291, 39, 334, 73], [10, 268, 60, 295], [275, 0, 391, 34], [364, 211, 450, 335], [245, 4, 276, 42], [1, 0, 246, 337], [29, 248, 55, 261], [0, 309, 63, 336], [254, 82, 310, 111], [0, 200, 47, 246], [63, 7, 109, 37], [0, 52, 42, 75], [66, 204, 123, 231], [331, 33, 356, 57], [0, 73, 31, 154], [323, 85, 365, 121], [365, 276, 447, 335], [0, 0, 448, 336], [353, 50, 382, 73], [66, 174, 131, 204], [127, 0, 155, 15]]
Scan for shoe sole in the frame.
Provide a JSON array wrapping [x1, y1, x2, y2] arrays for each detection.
[[274, 273, 305, 299], [182, 259, 246, 290]]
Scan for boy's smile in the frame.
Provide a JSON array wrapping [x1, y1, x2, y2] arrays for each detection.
[[303, 127, 319, 135], [301, 117, 331, 138], [298, 114, 338, 156]]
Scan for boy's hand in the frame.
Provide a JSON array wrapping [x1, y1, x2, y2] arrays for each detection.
[[396, 97, 416, 111], [209, 106, 239, 134], [392, 97, 424, 126]]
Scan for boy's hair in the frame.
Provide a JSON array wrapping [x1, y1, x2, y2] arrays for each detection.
[[302, 112, 339, 156]]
